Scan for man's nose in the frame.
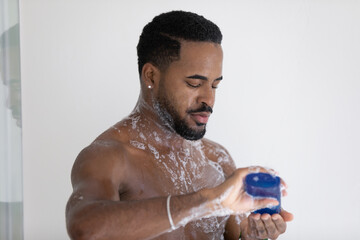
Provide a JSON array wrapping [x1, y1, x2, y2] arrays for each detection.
[[197, 86, 215, 108]]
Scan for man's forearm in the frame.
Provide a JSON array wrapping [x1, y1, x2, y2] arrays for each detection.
[[66, 189, 214, 240]]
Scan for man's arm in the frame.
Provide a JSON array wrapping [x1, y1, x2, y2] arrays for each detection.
[[66, 141, 202, 240], [66, 141, 277, 240], [66, 141, 193, 239]]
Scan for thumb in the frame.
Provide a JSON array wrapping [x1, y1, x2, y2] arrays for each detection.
[[252, 198, 279, 212], [280, 208, 294, 222]]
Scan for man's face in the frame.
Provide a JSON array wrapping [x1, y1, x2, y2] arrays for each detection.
[[154, 41, 223, 140]]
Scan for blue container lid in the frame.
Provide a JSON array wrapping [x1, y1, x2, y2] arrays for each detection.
[[245, 172, 281, 214], [245, 172, 281, 198]]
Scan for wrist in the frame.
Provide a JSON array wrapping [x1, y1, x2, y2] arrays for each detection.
[[170, 189, 214, 228], [198, 188, 221, 213], [199, 187, 233, 218]]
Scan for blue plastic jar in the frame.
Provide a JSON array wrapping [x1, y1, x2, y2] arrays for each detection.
[[245, 172, 281, 215]]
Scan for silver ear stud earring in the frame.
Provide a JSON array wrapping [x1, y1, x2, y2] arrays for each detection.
[[148, 86, 152, 89]]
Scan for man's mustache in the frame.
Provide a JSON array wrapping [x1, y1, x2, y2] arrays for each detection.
[[187, 104, 213, 114]]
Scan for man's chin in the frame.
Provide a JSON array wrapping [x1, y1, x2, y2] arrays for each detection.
[[182, 133, 205, 141], [175, 125, 206, 141]]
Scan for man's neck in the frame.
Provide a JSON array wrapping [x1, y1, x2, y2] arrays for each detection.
[[128, 97, 200, 149]]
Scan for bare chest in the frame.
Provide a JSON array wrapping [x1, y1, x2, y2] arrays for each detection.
[[122, 144, 226, 199]]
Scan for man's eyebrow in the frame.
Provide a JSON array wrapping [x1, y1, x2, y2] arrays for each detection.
[[186, 74, 223, 81]]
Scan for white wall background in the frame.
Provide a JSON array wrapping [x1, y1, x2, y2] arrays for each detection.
[[20, 0, 360, 239]]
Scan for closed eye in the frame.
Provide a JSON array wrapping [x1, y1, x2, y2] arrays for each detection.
[[186, 82, 201, 88], [185, 74, 223, 89], [212, 80, 222, 89]]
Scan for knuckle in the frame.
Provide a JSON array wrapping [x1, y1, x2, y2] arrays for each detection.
[[256, 228, 267, 238], [267, 227, 277, 235], [256, 224, 266, 232]]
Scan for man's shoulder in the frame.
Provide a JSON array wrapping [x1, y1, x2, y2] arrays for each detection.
[[79, 114, 152, 161], [71, 123, 135, 186], [201, 138, 236, 177], [95, 119, 131, 143], [73, 139, 125, 176], [74, 121, 134, 168]]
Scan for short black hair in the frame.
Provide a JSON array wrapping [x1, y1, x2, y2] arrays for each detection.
[[137, 10, 222, 76]]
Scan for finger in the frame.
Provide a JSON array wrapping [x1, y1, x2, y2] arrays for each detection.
[[252, 198, 279, 212], [272, 214, 287, 234], [281, 189, 288, 197], [263, 167, 279, 176], [262, 214, 279, 239], [280, 178, 288, 189], [279, 178, 288, 198], [251, 214, 268, 239], [248, 166, 277, 175], [247, 213, 260, 238], [237, 167, 281, 184], [280, 208, 294, 222], [234, 167, 254, 179]]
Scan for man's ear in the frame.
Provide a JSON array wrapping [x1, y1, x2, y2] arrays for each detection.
[[141, 63, 161, 89]]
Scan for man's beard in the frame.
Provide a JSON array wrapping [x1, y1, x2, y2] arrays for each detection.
[[153, 94, 212, 141]]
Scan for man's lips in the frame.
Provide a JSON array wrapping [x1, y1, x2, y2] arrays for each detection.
[[190, 112, 211, 124]]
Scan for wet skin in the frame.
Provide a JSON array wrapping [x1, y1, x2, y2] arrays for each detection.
[[66, 41, 293, 240], [90, 115, 234, 239]]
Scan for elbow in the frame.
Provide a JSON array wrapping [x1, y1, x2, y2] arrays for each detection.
[[66, 200, 101, 240], [67, 215, 99, 240], [67, 221, 91, 240], [66, 201, 113, 240]]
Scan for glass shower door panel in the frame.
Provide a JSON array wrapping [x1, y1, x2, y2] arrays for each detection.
[[0, 0, 23, 239]]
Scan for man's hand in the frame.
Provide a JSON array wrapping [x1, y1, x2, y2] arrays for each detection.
[[209, 168, 280, 215], [240, 209, 294, 240]]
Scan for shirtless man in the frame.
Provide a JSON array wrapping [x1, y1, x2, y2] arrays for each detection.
[[66, 11, 293, 240]]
